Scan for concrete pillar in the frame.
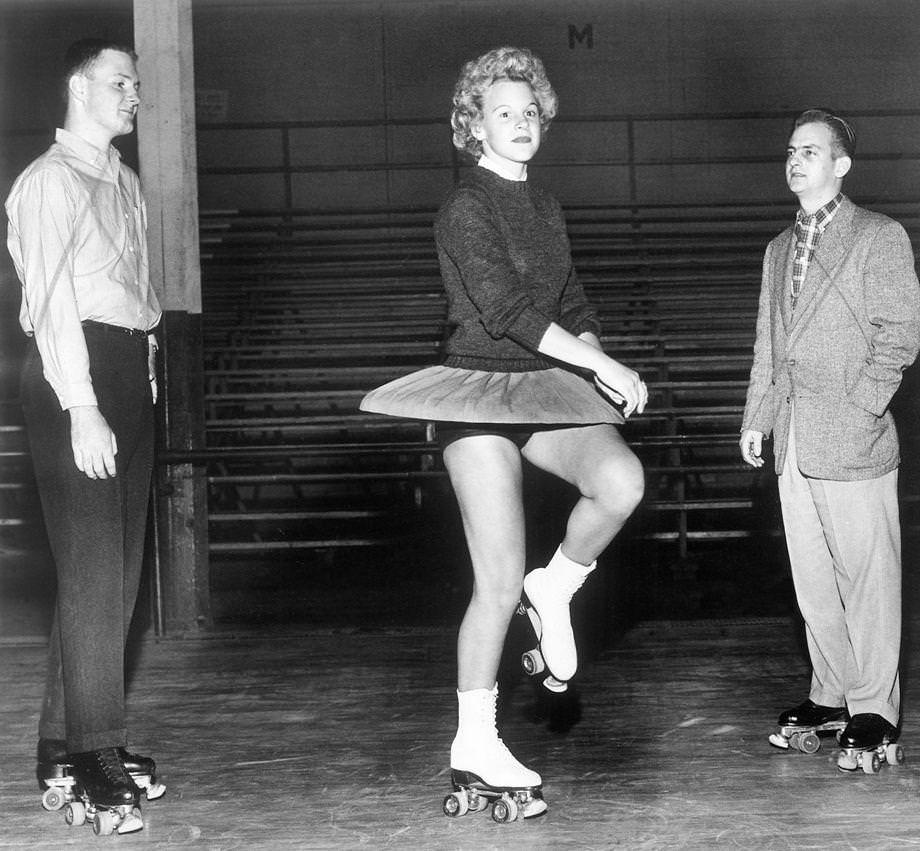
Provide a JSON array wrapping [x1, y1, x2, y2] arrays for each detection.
[[134, 0, 210, 633]]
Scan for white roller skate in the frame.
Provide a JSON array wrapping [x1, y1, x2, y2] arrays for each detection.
[[520, 546, 595, 692], [443, 685, 547, 823]]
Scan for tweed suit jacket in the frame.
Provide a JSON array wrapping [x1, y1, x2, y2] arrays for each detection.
[[742, 197, 920, 480]]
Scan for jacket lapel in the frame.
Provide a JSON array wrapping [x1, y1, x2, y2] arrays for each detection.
[[808, 198, 853, 283], [775, 228, 795, 333]]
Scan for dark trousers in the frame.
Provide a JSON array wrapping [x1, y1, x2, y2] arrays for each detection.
[[21, 324, 154, 752]]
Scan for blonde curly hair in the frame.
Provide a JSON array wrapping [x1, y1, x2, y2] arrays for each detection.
[[450, 46, 558, 160]]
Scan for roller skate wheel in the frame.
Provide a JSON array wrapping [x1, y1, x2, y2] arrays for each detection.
[[93, 810, 117, 836], [42, 786, 66, 811], [861, 751, 881, 775], [491, 795, 519, 824], [768, 732, 790, 749], [442, 791, 468, 818], [798, 732, 821, 754], [65, 801, 86, 826], [886, 743, 905, 765], [521, 649, 545, 677]]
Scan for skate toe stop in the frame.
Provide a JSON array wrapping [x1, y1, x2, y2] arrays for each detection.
[[768, 732, 790, 749], [522, 797, 548, 818]]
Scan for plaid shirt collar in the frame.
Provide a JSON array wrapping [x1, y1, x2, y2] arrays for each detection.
[[795, 192, 844, 240], [791, 193, 844, 307]]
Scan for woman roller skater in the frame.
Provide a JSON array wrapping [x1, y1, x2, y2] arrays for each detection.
[[361, 45, 646, 820]]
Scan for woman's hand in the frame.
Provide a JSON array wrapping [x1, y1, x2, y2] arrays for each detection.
[[594, 359, 648, 417], [538, 324, 648, 417]]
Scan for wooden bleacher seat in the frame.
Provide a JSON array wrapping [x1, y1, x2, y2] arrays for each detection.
[[195, 203, 781, 558]]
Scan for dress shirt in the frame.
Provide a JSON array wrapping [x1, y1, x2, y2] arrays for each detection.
[[6, 128, 162, 409], [791, 192, 843, 308]]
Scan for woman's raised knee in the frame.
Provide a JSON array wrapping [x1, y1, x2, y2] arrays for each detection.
[[593, 453, 645, 516]]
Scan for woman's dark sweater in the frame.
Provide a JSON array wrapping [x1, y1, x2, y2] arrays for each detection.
[[435, 166, 601, 372]]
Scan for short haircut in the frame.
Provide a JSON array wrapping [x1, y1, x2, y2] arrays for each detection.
[[450, 46, 558, 160], [61, 38, 137, 102], [793, 108, 856, 159]]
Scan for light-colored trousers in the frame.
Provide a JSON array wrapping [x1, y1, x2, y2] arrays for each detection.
[[778, 415, 901, 726]]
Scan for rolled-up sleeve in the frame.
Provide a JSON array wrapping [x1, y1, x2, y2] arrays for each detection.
[[7, 167, 96, 409]]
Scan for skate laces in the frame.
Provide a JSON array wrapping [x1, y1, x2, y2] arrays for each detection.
[[480, 703, 524, 768], [493, 736, 525, 768], [97, 748, 131, 784]]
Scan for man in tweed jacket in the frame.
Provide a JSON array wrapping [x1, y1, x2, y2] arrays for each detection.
[[740, 108, 920, 760]]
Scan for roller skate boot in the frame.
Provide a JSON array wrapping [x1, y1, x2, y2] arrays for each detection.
[[837, 713, 904, 774], [62, 747, 144, 835], [443, 685, 546, 823], [38, 738, 165, 812], [519, 546, 595, 692], [768, 699, 848, 754]]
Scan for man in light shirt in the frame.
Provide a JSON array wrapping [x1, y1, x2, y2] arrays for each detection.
[[6, 39, 162, 832], [740, 108, 920, 769]]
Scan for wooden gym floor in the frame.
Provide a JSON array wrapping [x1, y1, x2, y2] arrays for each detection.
[[3, 609, 920, 849]]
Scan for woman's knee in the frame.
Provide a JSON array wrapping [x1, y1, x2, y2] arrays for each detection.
[[470, 573, 524, 615], [592, 453, 645, 516]]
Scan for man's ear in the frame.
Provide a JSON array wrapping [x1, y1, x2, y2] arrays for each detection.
[[834, 154, 852, 180], [67, 72, 86, 103]]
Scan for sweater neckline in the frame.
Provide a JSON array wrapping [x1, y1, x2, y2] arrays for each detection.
[[471, 165, 530, 193]]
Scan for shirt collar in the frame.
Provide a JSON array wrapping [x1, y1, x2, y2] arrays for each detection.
[[796, 192, 844, 233], [54, 127, 122, 173], [477, 153, 527, 182]]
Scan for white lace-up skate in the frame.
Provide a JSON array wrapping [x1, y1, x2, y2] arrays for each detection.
[[520, 546, 596, 689], [444, 685, 546, 822]]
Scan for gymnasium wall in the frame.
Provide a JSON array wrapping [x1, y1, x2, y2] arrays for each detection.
[[188, 0, 920, 210], [1, 0, 918, 212]]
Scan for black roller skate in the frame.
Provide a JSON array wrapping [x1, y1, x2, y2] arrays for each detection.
[[837, 713, 905, 775], [768, 699, 848, 754], [42, 746, 145, 835], [38, 738, 165, 812]]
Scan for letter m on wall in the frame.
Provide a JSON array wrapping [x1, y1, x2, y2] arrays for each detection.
[[569, 24, 594, 49]]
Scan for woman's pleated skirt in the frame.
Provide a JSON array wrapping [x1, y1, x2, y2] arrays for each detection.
[[359, 365, 625, 426]]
